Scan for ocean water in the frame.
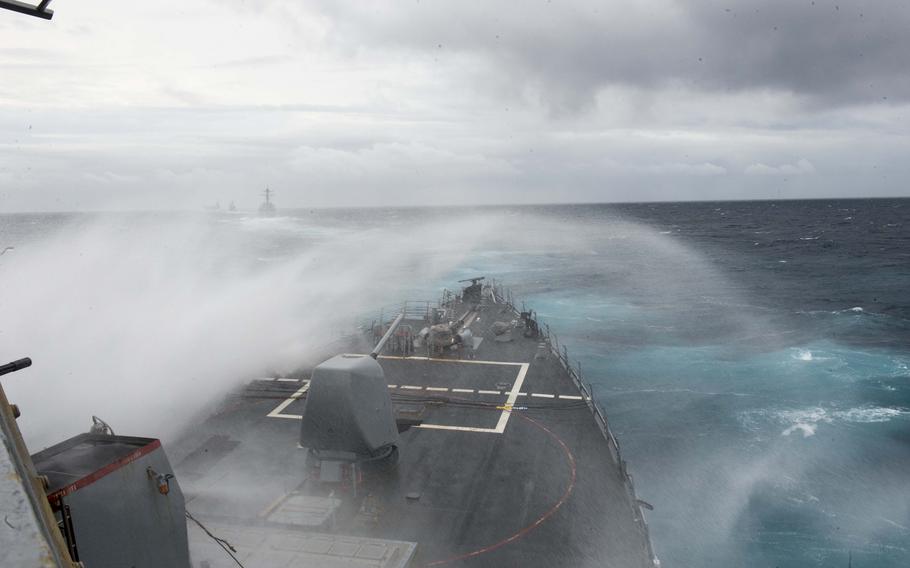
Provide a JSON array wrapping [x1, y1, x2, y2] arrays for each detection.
[[1, 199, 908, 567]]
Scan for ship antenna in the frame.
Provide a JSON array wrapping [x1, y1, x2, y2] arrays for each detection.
[[0, 0, 54, 20]]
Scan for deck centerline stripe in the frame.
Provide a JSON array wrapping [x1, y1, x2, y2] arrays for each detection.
[[494, 363, 530, 433]]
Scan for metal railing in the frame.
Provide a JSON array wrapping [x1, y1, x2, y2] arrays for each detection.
[[488, 278, 660, 567]]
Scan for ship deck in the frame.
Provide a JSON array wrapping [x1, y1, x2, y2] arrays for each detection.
[[171, 293, 655, 568]]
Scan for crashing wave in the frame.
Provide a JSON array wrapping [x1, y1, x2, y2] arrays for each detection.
[[795, 349, 813, 361], [782, 423, 817, 437]]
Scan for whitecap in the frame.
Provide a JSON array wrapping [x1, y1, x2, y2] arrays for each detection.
[[834, 406, 907, 423], [849, 306, 864, 313], [774, 407, 831, 437], [782, 423, 817, 437], [793, 349, 813, 361]]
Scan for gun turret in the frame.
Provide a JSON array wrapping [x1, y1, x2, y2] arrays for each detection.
[[458, 276, 485, 303]]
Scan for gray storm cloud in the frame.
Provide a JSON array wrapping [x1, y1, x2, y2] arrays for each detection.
[[308, 0, 910, 112], [1, 0, 909, 211]]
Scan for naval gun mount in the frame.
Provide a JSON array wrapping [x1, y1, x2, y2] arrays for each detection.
[[299, 355, 400, 480], [458, 275, 485, 304], [299, 314, 409, 489]]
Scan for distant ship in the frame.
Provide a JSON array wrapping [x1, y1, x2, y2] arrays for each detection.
[[258, 187, 276, 217]]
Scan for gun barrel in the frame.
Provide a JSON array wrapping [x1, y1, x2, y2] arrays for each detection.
[[0, 357, 32, 377], [370, 313, 405, 359]]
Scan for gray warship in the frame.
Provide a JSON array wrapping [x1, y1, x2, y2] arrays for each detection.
[[259, 188, 277, 217], [2, 277, 658, 567]]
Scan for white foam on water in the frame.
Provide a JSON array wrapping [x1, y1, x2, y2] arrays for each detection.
[[834, 406, 907, 423], [777, 407, 830, 437], [782, 422, 817, 438], [795, 349, 814, 361], [753, 404, 908, 438]]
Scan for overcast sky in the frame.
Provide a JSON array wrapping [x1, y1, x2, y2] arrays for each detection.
[[1, 0, 909, 211]]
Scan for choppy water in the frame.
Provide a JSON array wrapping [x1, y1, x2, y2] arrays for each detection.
[[2, 199, 908, 567]]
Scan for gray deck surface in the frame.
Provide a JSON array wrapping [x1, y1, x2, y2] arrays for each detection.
[[171, 297, 654, 568]]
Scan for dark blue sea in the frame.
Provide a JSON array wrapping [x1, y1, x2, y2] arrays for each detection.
[[2, 198, 908, 567]]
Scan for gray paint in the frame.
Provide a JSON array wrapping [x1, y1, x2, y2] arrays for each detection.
[[300, 355, 399, 459], [32, 435, 190, 568], [64, 447, 189, 568]]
